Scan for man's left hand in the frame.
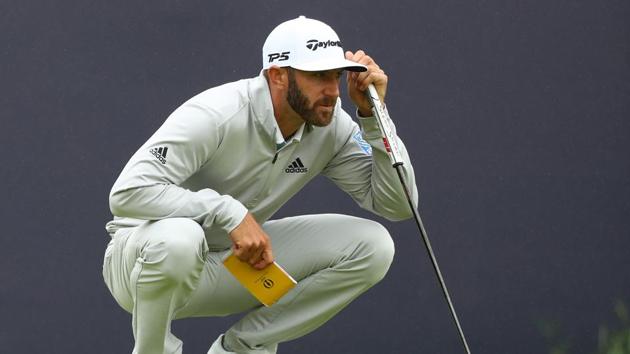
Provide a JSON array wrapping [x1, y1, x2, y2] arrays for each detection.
[[345, 50, 388, 117]]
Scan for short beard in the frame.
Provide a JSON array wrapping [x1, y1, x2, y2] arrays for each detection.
[[286, 68, 335, 127]]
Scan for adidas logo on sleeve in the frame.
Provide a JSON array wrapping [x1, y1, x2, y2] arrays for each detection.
[[285, 157, 308, 173], [149, 146, 168, 164]]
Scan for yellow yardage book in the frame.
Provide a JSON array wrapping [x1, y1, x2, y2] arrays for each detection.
[[223, 253, 297, 307]]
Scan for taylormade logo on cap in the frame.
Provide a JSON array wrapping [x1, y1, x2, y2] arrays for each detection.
[[262, 16, 366, 72], [305, 39, 342, 51]]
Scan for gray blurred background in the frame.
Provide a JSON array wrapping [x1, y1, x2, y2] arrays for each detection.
[[1, 0, 629, 353]]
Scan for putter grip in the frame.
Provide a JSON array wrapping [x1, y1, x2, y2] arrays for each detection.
[[365, 84, 405, 166]]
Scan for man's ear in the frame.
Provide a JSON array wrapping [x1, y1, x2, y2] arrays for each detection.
[[267, 66, 289, 89]]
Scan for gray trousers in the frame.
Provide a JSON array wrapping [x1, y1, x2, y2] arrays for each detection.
[[102, 214, 395, 354]]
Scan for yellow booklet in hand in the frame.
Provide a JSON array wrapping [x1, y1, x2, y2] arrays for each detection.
[[223, 253, 297, 307]]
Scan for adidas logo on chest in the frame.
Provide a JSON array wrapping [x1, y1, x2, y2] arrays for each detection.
[[285, 157, 308, 173]]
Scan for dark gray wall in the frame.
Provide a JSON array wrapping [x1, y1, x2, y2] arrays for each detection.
[[1, 1, 629, 353]]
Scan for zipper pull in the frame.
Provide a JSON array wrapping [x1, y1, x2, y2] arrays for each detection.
[[272, 152, 278, 164]]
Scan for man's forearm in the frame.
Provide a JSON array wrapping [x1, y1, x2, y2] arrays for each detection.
[[110, 184, 248, 234]]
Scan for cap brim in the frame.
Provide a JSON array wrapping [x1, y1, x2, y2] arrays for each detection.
[[291, 58, 367, 72]]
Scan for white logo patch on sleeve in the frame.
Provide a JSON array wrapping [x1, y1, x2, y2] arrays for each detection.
[[353, 131, 372, 155]]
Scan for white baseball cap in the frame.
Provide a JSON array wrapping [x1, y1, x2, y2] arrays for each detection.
[[262, 16, 367, 72]]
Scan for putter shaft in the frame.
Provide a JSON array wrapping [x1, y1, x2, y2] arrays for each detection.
[[366, 84, 471, 354]]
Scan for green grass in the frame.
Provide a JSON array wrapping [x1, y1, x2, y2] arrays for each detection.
[[538, 300, 630, 354]]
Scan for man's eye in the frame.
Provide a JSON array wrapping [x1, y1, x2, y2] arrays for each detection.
[[310, 71, 342, 79]]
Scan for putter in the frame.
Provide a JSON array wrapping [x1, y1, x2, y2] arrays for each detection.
[[365, 84, 472, 354]]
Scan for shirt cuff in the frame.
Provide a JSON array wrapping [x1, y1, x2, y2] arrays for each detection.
[[222, 198, 249, 234], [356, 111, 382, 140]]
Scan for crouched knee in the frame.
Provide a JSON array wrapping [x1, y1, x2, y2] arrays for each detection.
[[140, 218, 207, 283], [355, 220, 395, 285]]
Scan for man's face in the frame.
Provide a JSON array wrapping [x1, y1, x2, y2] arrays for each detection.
[[286, 68, 343, 127]]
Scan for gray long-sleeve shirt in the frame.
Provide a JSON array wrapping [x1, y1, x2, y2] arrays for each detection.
[[106, 74, 418, 250]]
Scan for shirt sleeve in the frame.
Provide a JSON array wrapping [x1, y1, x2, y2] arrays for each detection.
[[108, 103, 248, 234], [322, 108, 418, 221]]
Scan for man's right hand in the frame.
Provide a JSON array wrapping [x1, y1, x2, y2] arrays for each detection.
[[229, 213, 274, 270]]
